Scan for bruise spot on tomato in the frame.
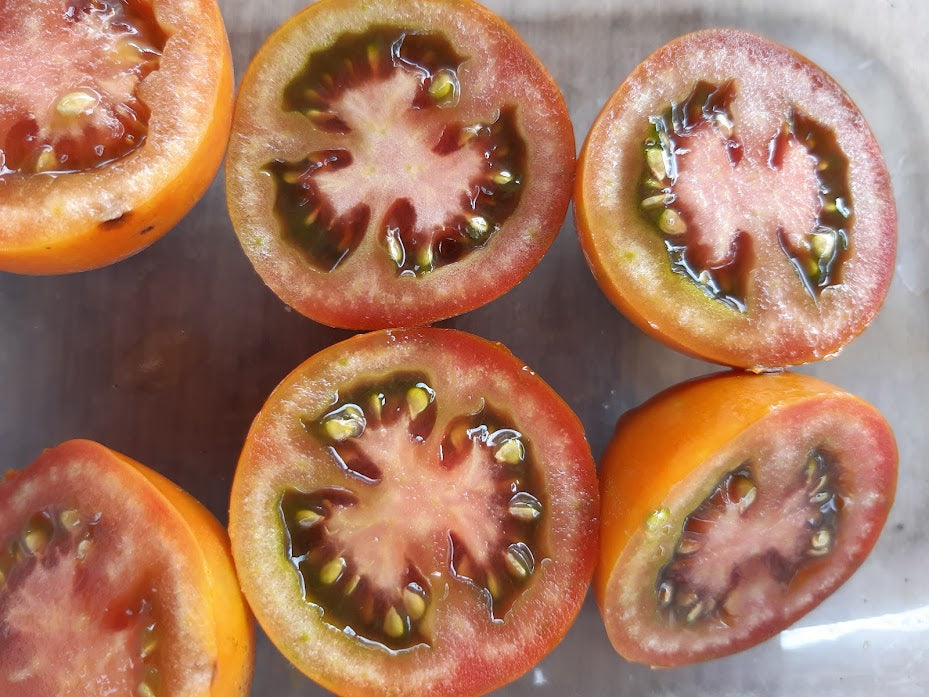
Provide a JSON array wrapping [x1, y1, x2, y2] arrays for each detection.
[[266, 27, 527, 275], [139, 225, 154, 235], [654, 448, 842, 628], [0, 0, 166, 177], [638, 80, 853, 310], [0, 505, 161, 695], [279, 373, 547, 651]]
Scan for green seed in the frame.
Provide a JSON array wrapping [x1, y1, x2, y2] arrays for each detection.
[[658, 208, 687, 235], [503, 542, 534, 579], [646, 147, 667, 181], [494, 438, 525, 465], [322, 406, 365, 441], [384, 606, 406, 638], [406, 386, 432, 419], [56, 91, 97, 117], [428, 69, 457, 106], [402, 585, 427, 620], [320, 557, 345, 585], [295, 509, 323, 528]]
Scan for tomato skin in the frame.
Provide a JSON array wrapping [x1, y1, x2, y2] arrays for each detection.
[[575, 29, 896, 370], [0, 0, 233, 275], [226, 0, 575, 329], [0, 440, 254, 696], [596, 372, 897, 667], [229, 328, 599, 696]]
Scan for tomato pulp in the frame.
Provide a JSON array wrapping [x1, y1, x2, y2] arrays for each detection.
[[0, 0, 233, 274], [575, 30, 896, 370], [0, 440, 253, 696], [229, 329, 599, 696], [596, 372, 897, 666], [226, 0, 575, 329]]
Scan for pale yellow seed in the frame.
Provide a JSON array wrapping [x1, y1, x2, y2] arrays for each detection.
[[686, 601, 705, 624], [811, 232, 836, 259], [282, 171, 301, 185], [403, 586, 427, 621], [56, 91, 97, 117], [811, 529, 831, 550], [503, 545, 532, 579], [428, 70, 457, 105], [0, 569, 6, 588], [508, 499, 541, 521], [344, 575, 361, 595], [367, 44, 380, 70], [140, 630, 157, 659], [468, 216, 490, 237], [494, 438, 525, 465], [323, 416, 363, 441], [417, 244, 434, 269], [406, 386, 431, 419], [493, 170, 514, 185], [641, 193, 673, 209], [138, 682, 156, 697], [646, 147, 667, 181], [320, 558, 345, 585], [384, 606, 405, 638], [368, 393, 383, 420], [295, 509, 323, 528], [24, 529, 48, 555], [386, 233, 404, 265], [77, 539, 93, 560], [486, 571, 500, 600], [658, 208, 687, 235], [737, 485, 757, 514], [35, 148, 58, 172], [716, 113, 734, 139], [60, 510, 81, 529]]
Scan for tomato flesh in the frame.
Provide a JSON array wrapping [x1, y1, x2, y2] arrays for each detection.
[[596, 372, 897, 666], [230, 329, 598, 696], [0, 0, 165, 175], [0, 440, 254, 696], [575, 29, 896, 369]]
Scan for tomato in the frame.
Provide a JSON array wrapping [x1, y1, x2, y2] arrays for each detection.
[[229, 328, 599, 696], [0, 440, 254, 696], [225, 0, 575, 329], [575, 29, 896, 370], [596, 371, 897, 667], [0, 0, 233, 274]]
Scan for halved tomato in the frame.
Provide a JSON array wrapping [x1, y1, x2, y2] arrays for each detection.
[[575, 29, 896, 370], [596, 371, 897, 666], [229, 328, 599, 696], [0, 0, 233, 274], [0, 440, 254, 696], [225, 0, 575, 329]]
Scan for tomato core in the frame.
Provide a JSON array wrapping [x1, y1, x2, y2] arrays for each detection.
[[0, 0, 165, 176], [0, 506, 159, 696], [279, 372, 546, 651], [267, 26, 527, 276], [637, 79, 854, 311]]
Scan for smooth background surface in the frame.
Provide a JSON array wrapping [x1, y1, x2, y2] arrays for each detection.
[[1, 0, 926, 694]]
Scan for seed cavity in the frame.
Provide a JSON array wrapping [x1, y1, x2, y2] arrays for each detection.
[[809, 529, 832, 556]]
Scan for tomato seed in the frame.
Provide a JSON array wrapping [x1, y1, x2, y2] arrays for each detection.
[[295, 509, 324, 528], [508, 492, 542, 521], [658, 209, 687, 236], [641, 193, 674, 210], [646, 147, 668, 181], [405, 385, 433, 419], [656, 580, 674, 609], [383, 606, 406, 638], [428, 69, 458, 107], [59, 509, 81, 529], [319, 557, 346, 585], [56, 91, 99, 118], [494, 438, 525, 465], [402, 584, 427, 620], [322, 404, 366, 441], [76, 539, 93, 560], [140, 625, 158, 659], [503, 542, 534, 579], [137, 681, 156, 697]]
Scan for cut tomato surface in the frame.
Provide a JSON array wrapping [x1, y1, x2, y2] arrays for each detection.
[[0, 440, 254, 696], [596, 372, 897, 667], [575, 29, 896, 370], [0, 0, 233, 274], [229, 328, 599, 696], [226, 0, 575, 329]]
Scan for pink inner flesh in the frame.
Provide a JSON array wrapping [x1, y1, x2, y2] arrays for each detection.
[[0, 0, 160, 172], [673, 128, 820, 265], [0, 544, 148, 696], [325, 413, 508, 595], [314, 70, 485, 237]]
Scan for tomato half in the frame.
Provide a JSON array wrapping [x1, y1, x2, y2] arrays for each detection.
[[0, 440, 254, 696], [226, 0, 575, 329], [0, 0, 233, 274], [229, 328, 599, 696], [596, 372, 897, 667], [575, 29, 896, 370]]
